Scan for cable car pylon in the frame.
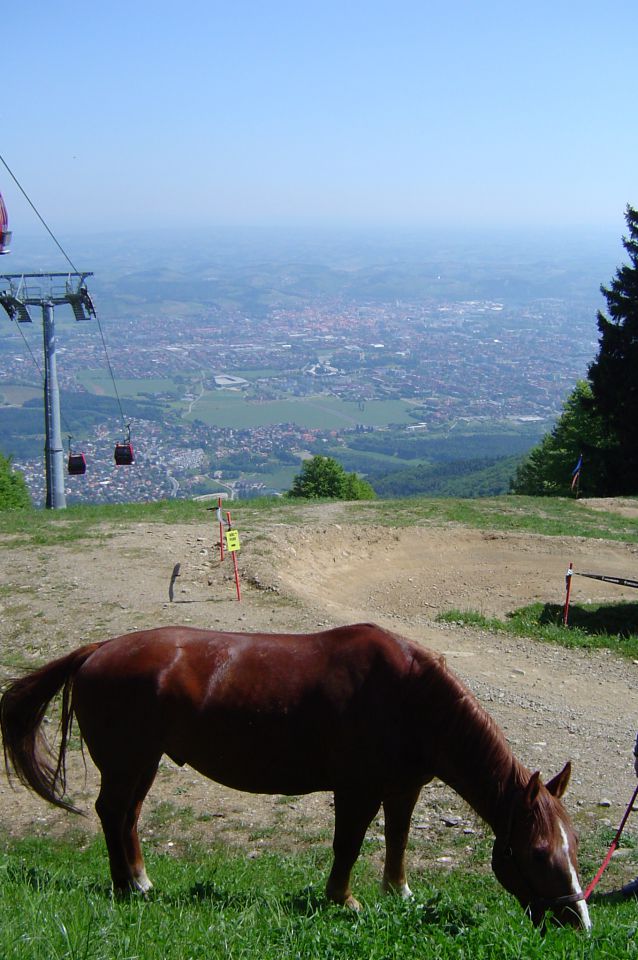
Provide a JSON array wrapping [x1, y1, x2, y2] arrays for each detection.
[[0, 273, 95, 508], [1, 154, 133, 506]]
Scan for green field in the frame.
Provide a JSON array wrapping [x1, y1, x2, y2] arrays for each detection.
[[74, 372, 416, 430], [0, 384, 41, 404], [184, 394, 415, 430], [76, 372, 182, 398], [258, 464, 299, 489], [232, 368, 288, 380]]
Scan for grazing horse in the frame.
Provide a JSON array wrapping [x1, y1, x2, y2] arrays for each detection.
[[0, 623, 590, 929]]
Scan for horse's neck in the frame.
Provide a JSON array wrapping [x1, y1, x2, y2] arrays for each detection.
[[428, 676, 529, 832]]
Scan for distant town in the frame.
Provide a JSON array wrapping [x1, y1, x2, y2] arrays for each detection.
[[0, 228, 611, 506]]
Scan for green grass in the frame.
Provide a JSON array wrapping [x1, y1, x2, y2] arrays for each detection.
[[436, 601, 638, 659], [1, 835, 637, 959], [0, 495, 312, 549], [2, 491, 637, 551], [0, 499, 222, 547], [344, 495, 638, 542]]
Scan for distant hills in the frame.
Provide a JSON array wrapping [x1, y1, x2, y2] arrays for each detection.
[[6, 225, 622, 318]]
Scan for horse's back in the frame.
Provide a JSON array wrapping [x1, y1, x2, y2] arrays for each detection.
[[70, 623, 426, 793], [73, 622, 420, 717], [74, 622, 418, 685]]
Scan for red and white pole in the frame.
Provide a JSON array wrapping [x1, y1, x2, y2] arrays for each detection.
[[217, 496, 225, 562], [226, 510, 241, 602], [563, 562, 573, 626]]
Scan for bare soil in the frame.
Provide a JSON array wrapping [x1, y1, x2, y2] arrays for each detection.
[[1, 499, 638, 887]]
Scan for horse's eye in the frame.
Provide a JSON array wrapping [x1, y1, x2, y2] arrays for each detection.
[[532, 847, 550, 865]]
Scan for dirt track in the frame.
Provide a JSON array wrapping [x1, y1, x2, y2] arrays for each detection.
[[1, 498, 638, 886]]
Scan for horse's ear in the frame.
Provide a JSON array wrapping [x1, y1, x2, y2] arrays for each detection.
[[545, 761, 571, 799], [523, 771, 542, 808]]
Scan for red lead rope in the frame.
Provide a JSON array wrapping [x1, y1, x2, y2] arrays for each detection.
[[584, 782, 638, 901]]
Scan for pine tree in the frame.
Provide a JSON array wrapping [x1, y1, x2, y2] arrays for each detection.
[[510, 381, 608, 496], [587, 204, 638, 493]]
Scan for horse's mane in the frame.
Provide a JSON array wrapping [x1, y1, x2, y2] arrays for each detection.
[[414, 646, 530, 822]]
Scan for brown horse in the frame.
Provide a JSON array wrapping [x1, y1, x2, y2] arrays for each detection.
[[0, 623, 590, 929]]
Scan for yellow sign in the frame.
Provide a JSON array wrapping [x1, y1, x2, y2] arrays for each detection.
[[225, 529, 241, 552]]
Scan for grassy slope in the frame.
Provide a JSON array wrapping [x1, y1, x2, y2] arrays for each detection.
[[2, 492, 637, 545]]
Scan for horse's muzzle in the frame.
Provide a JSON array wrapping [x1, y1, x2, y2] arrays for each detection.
[[530, 890, 591, 932]]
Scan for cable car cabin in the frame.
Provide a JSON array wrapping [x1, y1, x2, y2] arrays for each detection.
[[67, 452, 87, 476], [114, 442, 134, 466], [0, 191, 11, 254]]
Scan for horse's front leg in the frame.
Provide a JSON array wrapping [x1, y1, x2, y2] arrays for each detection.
[[326, 789, 382, 910], [381, 785, 422, 898]]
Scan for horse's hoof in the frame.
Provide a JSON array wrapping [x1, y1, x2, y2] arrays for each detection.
[[134, 873, 153, 895], [382, 881, 413, 899], [344, 895, 362, 911], [113, 881, 152, 900]]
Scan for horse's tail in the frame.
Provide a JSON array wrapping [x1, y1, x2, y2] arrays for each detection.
[[0, 642, 103, 814]]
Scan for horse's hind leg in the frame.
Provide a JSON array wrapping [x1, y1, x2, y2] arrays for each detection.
[[381, 786, 422, 897], [95, 755, 161, 895], [326, 789, 382, 910], [121, 760, 161, 893]]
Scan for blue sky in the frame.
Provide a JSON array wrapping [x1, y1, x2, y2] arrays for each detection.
[[2, 0, 636, 235]]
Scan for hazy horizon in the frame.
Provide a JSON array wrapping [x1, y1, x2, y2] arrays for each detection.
[[2, 220, 627, 271]]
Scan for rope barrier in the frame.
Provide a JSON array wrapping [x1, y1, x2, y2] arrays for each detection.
[[584, 782, 638, 900], [575, 572, 638, 590]]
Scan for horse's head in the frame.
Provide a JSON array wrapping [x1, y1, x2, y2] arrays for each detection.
[[491, 762, 591, 931]]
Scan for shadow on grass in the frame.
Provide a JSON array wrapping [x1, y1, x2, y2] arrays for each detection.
[[538, 602, 638, 638], [161, 880, 324, 916], [186, 880, 258, 910], [280, 886, 326, 915]]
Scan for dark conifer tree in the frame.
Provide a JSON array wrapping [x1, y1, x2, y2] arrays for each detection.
[[588, 204, 638, 493]]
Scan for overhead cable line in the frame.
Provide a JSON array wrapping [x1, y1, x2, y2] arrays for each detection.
[[0, 152, 79, 274], [13, 318, 43, 380], [12, 311, 85, 443], [0, 151, 129, 430], [92, 311, 128, 427]]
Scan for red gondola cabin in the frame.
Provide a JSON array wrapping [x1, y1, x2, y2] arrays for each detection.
[[67, 452, 87, 476], [114, 442, 134, 466]]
